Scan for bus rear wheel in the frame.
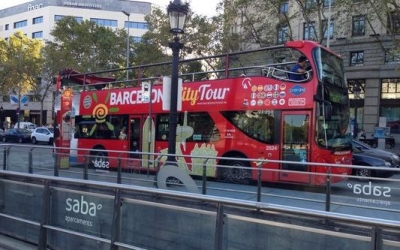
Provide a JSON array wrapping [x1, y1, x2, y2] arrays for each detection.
[[89, 150, 109, 171], [354, 166, 372, 179], [217, 158, 252, 184]]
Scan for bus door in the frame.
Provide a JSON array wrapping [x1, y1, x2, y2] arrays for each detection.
[[279, 112, 311, 184], [129, 116, 142, 159]]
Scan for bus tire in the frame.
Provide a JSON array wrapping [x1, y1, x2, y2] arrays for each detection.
[[217, 158, 252, 184], [353, 166, 372, 179], [90, 149, 109, 170]]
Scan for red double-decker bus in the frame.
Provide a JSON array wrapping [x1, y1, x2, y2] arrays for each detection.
[[55, 40, 352, 185]]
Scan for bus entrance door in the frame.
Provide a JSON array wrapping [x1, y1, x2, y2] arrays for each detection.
[[279, 112, 311, 184], [129, 115, 155, 170], [129, 116, 141, 159]]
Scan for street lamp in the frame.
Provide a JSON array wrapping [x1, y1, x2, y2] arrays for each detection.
[[353, 84, 361, 138], [0, 106, 3, 130], [326, 0, 332, 48], [122, 10, 130, 81], [15, 34, 23, 130], [166, 0, 189, 163]]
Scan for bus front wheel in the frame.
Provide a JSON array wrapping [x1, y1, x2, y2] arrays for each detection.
[[217, 158, 252, 184]]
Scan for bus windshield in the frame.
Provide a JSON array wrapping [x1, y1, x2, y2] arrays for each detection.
[[314, 48, 351, 150]]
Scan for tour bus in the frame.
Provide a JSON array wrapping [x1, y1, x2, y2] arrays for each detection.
[[55, 40, 352, 185]]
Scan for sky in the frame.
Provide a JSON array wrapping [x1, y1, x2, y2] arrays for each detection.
[[0, 0, 220, 17]]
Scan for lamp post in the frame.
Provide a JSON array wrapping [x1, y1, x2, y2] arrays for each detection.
[[122, 10, 130, 81], [0, 106, 3, 130], [166, 0, 189, 163], [15, 34, 23, 130], [326, 0, 332, 48], [353, 84, 361, 139]]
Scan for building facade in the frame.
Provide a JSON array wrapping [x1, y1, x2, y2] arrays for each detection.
[[226, 0, 400, 139], [0, 0, 152, 127]]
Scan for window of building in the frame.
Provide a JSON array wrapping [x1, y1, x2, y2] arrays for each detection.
[[385, 49, 400, 64], [381, 79, 400, 99], [352, 15, 365, 36], [13, 20, 28, 29], [133, 36, 142, 43], [350, 51, 364, 66], [323, 20, 334, 39], [125, 21, 148, 30], [32, 31, 43, 39], [323, 0, 335, 7], [54, 15, 83, 23], [90, 18, 118, 27], [348, 79, 365, 100], [33, 16, 43, 24], [387, 11, 400, 34], [348, 80, 365, 133], [277, 25, 288, 44], [279, 1, 288, 14], [5, 24, 9, 30], [380, 79, 400, 133], [303, 22, 316, 40], [305, 0, 317, 9]]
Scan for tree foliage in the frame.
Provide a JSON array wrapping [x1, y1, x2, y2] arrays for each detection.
[[43, 16, 127, 76], [0, 32, 43, 96], [132, 7, 224, 80], [219, 0, 400, 52]]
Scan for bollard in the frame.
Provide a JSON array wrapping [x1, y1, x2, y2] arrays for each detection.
[[117, 155, 122, 184], [53, 148, 59, 177], [28, 149, 34, 174], [83, 154, 89, 180], [3, 147, 7, 170], [202, 158, 209, 195], [325, 166, 331, 212], [257, 164, 262, 203]]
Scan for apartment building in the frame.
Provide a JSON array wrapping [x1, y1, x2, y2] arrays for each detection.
[[227, 0, 400, 138], [0, 0, 151, 126]]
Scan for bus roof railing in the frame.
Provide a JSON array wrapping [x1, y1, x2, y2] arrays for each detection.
[[58, 40, 333, 90]]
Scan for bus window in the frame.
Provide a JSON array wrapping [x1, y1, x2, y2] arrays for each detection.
[[221, 110, 275, 144], [185, 112, 216, 142], [74, 115, 128, 139], [156, 115, 169, 141]]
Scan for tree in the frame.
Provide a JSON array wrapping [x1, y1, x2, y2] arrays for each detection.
[[132, 7, 224, 80], [0, 32, 43, 97], [220, 0, 400, 53], [43, 16, 127, 76]]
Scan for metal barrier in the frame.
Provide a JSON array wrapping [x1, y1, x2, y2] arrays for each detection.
[[0, 143, 400, 222], [0, 170, 399, 250]]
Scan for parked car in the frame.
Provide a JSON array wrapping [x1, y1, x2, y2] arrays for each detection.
[[352, 139, 400, 167], [352, 144, 397, 178], [31, 127, 54, 144], [1, 128, 32, 143], [13, 122, 37, 132]]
